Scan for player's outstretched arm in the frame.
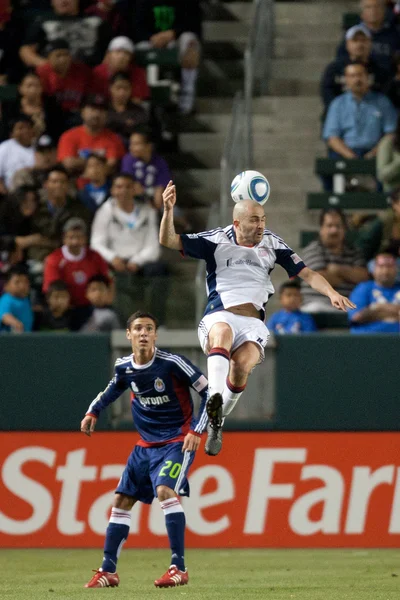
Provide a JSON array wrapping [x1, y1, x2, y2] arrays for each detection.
[[159, 181, 182, 250], [299, 267, 356, 312]]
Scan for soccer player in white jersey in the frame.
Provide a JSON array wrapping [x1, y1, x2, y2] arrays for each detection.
[[159, 181, 356, 455]]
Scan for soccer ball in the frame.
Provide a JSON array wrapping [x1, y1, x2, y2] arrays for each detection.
[[230, 170, 270, 205]]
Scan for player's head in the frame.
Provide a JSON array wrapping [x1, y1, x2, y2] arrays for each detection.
[[63, 218, 87, 254], [46, 279, 70, 314], [233, 199, 266, 246], [126, 311, 158, 355], [5, 265, 30, 298], [373, 252, 398, 287], [86, 274, 111, 308], [279, 279, 302, 312]]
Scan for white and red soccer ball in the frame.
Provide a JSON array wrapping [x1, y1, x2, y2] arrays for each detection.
[[230, 170, 270, 206]]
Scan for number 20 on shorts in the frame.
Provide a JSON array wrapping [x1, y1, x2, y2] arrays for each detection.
[[159, 460, 182, 479]]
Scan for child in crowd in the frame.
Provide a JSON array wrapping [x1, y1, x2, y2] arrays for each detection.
[[0, 266, 33, 332], [267, 280, 317, 334], [78, 154, 111, 213], [80, 274, 120, 332], [38, 280, 72, 331]]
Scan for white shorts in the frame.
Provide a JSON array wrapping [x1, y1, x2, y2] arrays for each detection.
[[198, 311, 270, 363]]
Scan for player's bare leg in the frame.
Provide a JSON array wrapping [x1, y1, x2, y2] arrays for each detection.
[[205, 323, 233, 456], [154, 485, 189, 587], [223, 342, 261, 416], [85, 494, 136, 588]]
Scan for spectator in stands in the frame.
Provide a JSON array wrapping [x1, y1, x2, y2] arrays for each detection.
[[11, 134, 57, 191], [0, 115, 35, 193], [132, 0, 202, 114], [349, 251, 400, 332], [57, 94, 125, 175], [267, 280, 317, 334], [121, 125, 172, 209], [93, 36, 149, 102], [0, 0, 24, 83], [377, 116, 400, 191], [337, 0, 400, 72], [19, 0, 110, 68], [90, 173, 167, 324], [84, 0, 130, 36], [77, 154, 111, 213], [36, 39, 92, 123], [107, 72, 149, 144], [0, 265, 33, 332], [321, 25, 391, 112], [323, 62, 397, 167], [357, 187, 400, 258], [80, 274, 120, 332], [27, 165, 90, 263], [43, 217, 110, 310], [302, 208, 369, 312], [385, 54, 400, 110], [1, 71, 62, 141], [37, 279, 72, 331]]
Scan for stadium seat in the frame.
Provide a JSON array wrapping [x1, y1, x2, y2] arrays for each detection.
[[135, 48, 180, 107], [315, 158, 376, 177], [299, 230, 318, 247], [0, 84, 18, 102], [312, 312, 350, 330], [134, 48, 180, 68], [307, 192, 389, 210], [342, 13, 359, 30]]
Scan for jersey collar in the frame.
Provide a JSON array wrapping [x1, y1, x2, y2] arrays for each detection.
[[131, 347, 157, 370]]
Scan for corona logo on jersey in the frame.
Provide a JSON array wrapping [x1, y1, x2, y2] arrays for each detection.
[[1, 432, 400, 548]]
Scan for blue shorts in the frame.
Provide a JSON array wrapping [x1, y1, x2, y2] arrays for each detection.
[[115, 442, 195, 504]]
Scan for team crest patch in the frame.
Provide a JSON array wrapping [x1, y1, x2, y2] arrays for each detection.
[[258, 248, 268, 257], [130, 381, 139, 393], [154, 377, 165, 392]]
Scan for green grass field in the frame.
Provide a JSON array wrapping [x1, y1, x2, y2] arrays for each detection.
[[1, 549, 399, 599]]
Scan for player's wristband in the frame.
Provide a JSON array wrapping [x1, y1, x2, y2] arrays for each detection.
[[189, 429, 202, 438], [86, 412, 98, 419]]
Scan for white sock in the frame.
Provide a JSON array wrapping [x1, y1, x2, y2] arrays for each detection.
[[222, 379, 246, 416], [181, 68, 198, 92], [207, 347, 230, 397]]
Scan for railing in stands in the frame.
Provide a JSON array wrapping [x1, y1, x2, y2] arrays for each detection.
[[194, 0, 275, 325]]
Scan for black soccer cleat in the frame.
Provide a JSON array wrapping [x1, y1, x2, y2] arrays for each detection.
[[205, 393, 223, 456]]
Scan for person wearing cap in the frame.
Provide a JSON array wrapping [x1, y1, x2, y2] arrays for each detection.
[[36, 39, 93, 116], [19, 0, 111, 68], [132, 0, 202, 114], [323, 62, 397, 167], [0, 115, 35, 193], [348, 251, 400, 332], [92, 36, 149, 102], [321, 24, 391, 112], [57, 94, 125, 175], [11, 135, 57, 192], [336, 0, 400, 72], [43, 216, 111, 309]]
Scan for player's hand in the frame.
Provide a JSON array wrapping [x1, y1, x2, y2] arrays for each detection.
[[329, 291, 356, 312], [80, 415, 97, 437], [162, 181, 176, 211], [182, 432, 201, 453]]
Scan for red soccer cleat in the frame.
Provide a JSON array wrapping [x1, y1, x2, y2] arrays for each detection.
[[84, 569, 120, 588], [154, 565, 189, 588]]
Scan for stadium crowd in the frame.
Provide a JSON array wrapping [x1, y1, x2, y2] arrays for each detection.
[[0, 0, 201, 333]]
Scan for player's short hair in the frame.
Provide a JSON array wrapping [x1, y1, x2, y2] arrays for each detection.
[[130, 124, 153, 144], [279, 279, 302, 294], [6, 265, 30, 283], [319, 207, 347, 229], [87, 274, 111, 288], [47, 280, 70, 295], [127, 311, 158, 330]]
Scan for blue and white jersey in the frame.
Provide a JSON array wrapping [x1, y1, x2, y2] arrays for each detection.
[[181, 226, 306, 319], [86, 348, 208, 446]]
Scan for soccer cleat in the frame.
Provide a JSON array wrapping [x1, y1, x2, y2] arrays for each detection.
[[84, 569, 120, 588], [205, 392, 223, 456], [154, 565, 188, 588]]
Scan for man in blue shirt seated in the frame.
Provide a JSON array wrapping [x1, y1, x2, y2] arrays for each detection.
[[267, 280, 317, 334], [323, 61, 397, 162], [348, 251, 400, 333]]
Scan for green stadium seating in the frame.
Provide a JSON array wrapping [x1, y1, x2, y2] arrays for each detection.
[[342, 13, 359, 30], [315, 158, 376, 176], [307, 192, 389, 210], [312, 312, 350, 330], [0, 84, 18, 102], [134, 48, 179, 68], [299, 230, 318, 247]]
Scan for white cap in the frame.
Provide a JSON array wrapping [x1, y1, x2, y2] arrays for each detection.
[[108, 36, 135, 54], [345, 24, 372, 41]]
